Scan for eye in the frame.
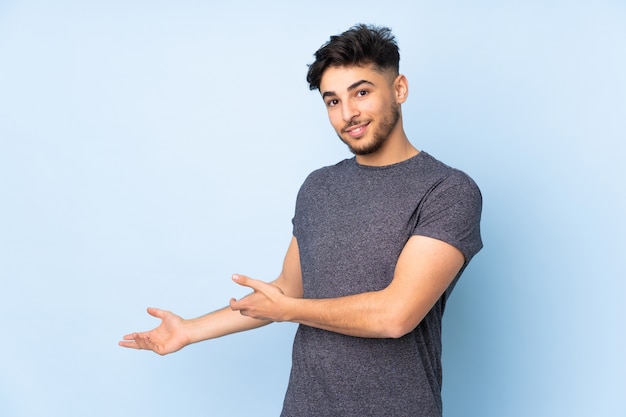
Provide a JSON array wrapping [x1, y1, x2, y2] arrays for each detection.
[[327, 99, 339, 107], [357, 90, 368, 97]]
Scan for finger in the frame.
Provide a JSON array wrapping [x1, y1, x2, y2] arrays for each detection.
[[229, 297, 253, 318], [232, 274, 266, 291], [134, 335, 157, 350], [229, 297, 242, 311], [119, 332, 144, 349]]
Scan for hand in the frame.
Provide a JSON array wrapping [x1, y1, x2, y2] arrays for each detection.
[[229, 274, 288, 322], [119, 307, 190, 355]]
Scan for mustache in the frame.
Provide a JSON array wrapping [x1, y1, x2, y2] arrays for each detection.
[[341, 119, 369, 133]]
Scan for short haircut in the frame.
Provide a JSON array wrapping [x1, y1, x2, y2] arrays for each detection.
[[306, 24, 400, 91]]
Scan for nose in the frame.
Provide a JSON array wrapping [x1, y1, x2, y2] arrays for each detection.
[[341, 100, 359, 122]]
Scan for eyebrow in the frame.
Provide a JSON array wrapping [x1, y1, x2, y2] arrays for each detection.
[[322, 79, 376, 99]]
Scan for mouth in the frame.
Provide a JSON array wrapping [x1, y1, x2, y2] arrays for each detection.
[[343, 122, 370, 138]]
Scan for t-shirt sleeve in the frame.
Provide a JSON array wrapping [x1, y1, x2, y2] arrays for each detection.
[[412, 171, 483, 263]]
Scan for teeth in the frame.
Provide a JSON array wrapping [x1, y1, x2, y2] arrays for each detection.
[[344, 122, 368, 136]]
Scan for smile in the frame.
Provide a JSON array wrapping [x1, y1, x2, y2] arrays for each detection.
[[344, 122, 370, 138]]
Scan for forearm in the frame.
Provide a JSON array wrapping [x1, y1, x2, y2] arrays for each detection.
[[185, 305, 272, 344], [230, 276, 417, 339], [184, 270, 301, 345], [283, 290, 409, 339]]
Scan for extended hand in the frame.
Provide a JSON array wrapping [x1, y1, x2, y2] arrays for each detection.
[[229, 274, 289, 322], [119, 307, 190, 355]]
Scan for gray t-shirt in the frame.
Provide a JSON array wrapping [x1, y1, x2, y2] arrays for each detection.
[[281, 151, 483, 417]]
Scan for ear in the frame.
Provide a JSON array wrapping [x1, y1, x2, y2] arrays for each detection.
[[394, 74, 409, 104]]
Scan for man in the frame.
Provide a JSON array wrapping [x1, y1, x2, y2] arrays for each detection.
[[120, 24, 483, 416]]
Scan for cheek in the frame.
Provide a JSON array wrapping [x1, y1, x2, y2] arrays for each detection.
[[360, 100, 376, 113], [365, 99, 387, 115], [327, 110, 344, 130]]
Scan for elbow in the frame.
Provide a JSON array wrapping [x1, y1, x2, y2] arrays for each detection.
[[379, 309, 421, 339], [383, 322, 415, 339]]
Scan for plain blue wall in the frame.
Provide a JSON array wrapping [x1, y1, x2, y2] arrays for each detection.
[[1, 1, 624, 416]]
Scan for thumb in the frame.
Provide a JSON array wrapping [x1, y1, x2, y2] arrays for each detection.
[[231, 274, 259, 289], [147, 307, 166, 319]]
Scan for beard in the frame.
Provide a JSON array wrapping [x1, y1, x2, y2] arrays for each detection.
[[338, 102, 401, 156]]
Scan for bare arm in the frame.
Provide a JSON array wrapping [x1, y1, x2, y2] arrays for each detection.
[[119, 236, 303, 354], [230, 235, 464, 339]]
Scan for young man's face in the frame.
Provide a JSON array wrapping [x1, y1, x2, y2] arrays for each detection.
[[319, 64, 402, 156]]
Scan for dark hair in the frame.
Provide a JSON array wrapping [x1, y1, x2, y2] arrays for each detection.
[[306, 24, 400, 91]]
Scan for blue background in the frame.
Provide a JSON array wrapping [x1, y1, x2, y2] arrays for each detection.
[[1, 1, 624, 416]]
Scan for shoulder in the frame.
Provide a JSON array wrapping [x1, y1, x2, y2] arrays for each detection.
[[301, 158, 355, 185], [411, 153, 483, 262], [411, 153, 483, 235], [416, 152, 481, 198]]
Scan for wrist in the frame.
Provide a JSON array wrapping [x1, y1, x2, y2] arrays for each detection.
[[280, 296, 300, 323], [183, 317, 203, 345]]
